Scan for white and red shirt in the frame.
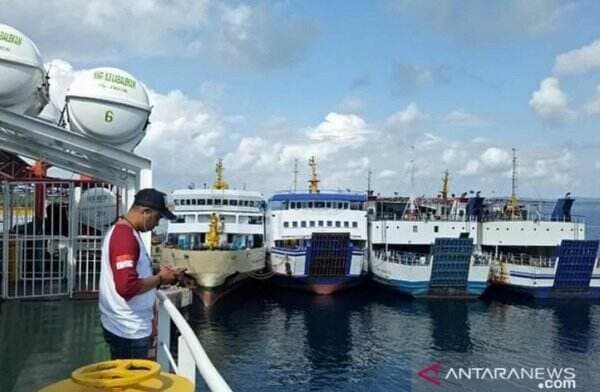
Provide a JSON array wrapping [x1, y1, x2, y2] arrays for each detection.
[[99, 222, 155, 339]]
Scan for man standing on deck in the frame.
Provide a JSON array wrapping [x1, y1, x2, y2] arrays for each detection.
[[99, 188, 185, 359]]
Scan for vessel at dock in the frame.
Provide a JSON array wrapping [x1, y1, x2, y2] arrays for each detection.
[[266, 157, 368, 294], [487, 196, 599, 298], [367, 172, 491, 298], [160, 160, 266, 306]]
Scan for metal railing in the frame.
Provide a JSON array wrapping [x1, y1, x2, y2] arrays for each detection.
[[156, 290, 232, 391], [372, 249, 431, 266], [491, 252, 557, 268]]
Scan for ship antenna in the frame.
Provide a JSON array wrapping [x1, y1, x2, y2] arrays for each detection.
[[212, 158, 229, 190], [293, 158, 299, 192], [308, 155, 320, 193], [410, 145, 415, 192], [441, 169, 449, 200], [506, 147, 519, 218], [367, 168, 372, 195]]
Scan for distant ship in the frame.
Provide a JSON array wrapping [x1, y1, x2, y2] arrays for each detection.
[[367, 171, 491, 298], [160, 160, 266, 306], [266, 157, 368, 294]]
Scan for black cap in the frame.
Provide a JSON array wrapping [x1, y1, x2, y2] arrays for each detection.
[[133, 188, 176, 220]]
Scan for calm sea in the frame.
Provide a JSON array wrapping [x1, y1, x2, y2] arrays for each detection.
[[191, 199, 600, 392]]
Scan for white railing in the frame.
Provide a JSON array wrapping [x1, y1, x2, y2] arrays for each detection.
[[156, 290, 232, 391]]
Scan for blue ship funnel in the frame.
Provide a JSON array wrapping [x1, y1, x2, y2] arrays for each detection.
[[551, 197, 574, 221], [466, 197, 484, 221]]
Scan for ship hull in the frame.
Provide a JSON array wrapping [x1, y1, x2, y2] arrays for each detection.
[[160, 247, 266, 306], [270, 274, 365, 295]]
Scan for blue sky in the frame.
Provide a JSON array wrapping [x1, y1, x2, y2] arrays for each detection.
[[4, 0, 600, 198]]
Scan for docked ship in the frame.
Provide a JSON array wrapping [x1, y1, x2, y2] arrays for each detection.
[[266, 157, 368, 294], [487, 195, 599, 298], [160, 160, 266, 306], [368, 172, 491, 298]]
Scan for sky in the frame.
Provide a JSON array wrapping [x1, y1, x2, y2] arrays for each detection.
[[4, 0, 600, 199]]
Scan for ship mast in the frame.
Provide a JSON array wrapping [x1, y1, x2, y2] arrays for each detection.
[[308, 155, 320, 193], [212, 158, 229, 190], [293, 158, 299, 192], [505, 148, 520, 218], [440, 169, 449, 200]]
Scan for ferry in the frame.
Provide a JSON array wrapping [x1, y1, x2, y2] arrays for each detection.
[[367, 172, 491, 298], [266, 157, 368, 294], [487, 195, 599, 298], [160, 160, 266, 306]]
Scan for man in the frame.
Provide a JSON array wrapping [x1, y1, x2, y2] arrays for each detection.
[[99, 188, 185, 359]]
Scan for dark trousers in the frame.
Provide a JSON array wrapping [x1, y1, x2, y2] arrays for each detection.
[[102, 327, 151, 360]]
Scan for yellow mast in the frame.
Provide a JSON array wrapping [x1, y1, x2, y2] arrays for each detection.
[[505, 148, 520, 218], [212, 159, 229, 190], [205, 213, 220, 250], [308, 155, 320, 193], [440, 170, 449, 200]]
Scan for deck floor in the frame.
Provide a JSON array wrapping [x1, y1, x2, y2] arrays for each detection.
[[0, 298, 110, 392]]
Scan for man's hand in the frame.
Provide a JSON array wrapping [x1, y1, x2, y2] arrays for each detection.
[[158, 266, 187, 285]]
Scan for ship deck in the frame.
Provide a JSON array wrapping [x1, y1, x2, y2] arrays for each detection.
[[0, 298, 108, 392]]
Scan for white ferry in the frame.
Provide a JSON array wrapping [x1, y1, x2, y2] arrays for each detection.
[[368, 173, 491, 298], [266, 157, 368, 294], [487, 195, 600, 298], [160, 160, 266, 306]]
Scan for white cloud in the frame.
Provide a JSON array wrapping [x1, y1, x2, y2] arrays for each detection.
[[553, 39, 600, 76], [529, 77, 576, 122], [378, 169, 396, 179], [4, 1, 316, 69], [385, 103, 427, 130], [480, 147, 512, 171], [306, 112, 374, 148], [582, 85, 600, 116], [459, 159, 480, 176], [443, 109, 484, 127]]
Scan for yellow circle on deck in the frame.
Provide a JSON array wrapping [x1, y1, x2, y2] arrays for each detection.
[[39, 359, 194, 392]]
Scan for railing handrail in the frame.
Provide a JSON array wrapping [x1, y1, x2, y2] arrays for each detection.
[[156, 290, 232, 392]]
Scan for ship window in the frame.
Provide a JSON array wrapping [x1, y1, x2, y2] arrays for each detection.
[[344, 221, 349, 228], [198, 199, 205, 205], [292, 221, 298, 228], [506, 228, 510, 231], [327, 221, 333, 227], [174, 199, 180, 205], [343, 203, 349, 209], [434, 226, 439, 233], [290, 202, 296, 209], [326, 202, 332, 208], [452, 226, 455, 230], [301, 221, 307, 228], [353, 222, 358, 228], [284, 222, 289, 228], [496, 227, 500, 231], [244, 200, 249, 206], [335, 221, 341, 227], [412, 225, 418, 233], [308, 202, 314, 208], [546, 228, 550, 231], [223, 199, 229, 205], [318, 220, 324, 227], [521, 228, 524, 231], [207, 199, 213, 205], [316, 202, 325, 208], [310, 221, 315, 227], [191, 199, 197, 205], [215, 199, 222, 205], [230, 199, 237, 206]]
